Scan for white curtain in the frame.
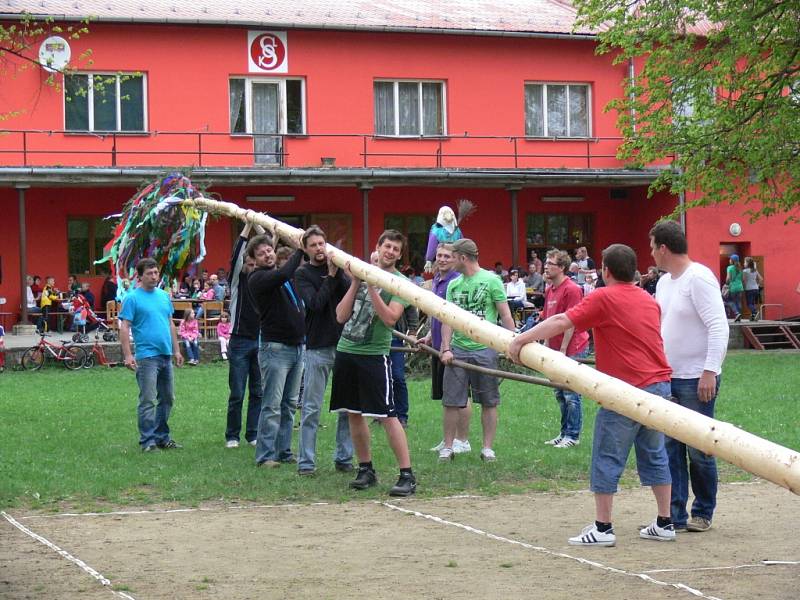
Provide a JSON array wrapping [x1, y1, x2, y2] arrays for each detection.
[[374, 82, 394, 135], [252, 83, 280, 164]]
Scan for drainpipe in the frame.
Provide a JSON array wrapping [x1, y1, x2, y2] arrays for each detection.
[[358, 182, 373, 260], [506, 185, 522, 267], [628, 58, 637, 133], [17, 184, 31, 327]]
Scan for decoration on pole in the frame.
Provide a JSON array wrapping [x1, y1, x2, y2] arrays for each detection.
[[423, 199, 475, 273]]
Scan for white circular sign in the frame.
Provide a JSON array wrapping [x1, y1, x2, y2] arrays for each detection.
[[729, 222, 742, 237], [38, 36, 71, 73]]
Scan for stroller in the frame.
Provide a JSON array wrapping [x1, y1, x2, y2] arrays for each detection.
[[70, 295, 118, 343]]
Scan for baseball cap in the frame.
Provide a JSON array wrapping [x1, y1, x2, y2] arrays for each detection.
[[452, 238, 479, 258], [730, 254, 739, 261]]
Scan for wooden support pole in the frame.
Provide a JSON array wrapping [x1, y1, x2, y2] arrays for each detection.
[[185, 197, 800, 495]]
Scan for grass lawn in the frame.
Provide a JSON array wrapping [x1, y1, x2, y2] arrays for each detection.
[[1, 351, 798, 511]]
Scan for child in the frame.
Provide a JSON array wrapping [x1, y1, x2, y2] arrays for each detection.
[[179, 308, 201, 365], [216, 311, 232, 360]]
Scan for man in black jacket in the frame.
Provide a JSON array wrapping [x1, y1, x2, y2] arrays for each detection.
[[247, 232, 306, 468], [294, 226, 354, 475], [224, 222, 263, 449]]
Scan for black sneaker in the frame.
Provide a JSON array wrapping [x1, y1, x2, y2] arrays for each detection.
[[388, 473, 417, 497], [157, 440, 183, 450], [349, 467, 377, 490], [335, 462, 354, 473]]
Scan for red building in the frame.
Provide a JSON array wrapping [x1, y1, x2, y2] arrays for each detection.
[[1, 1, 798, 322]]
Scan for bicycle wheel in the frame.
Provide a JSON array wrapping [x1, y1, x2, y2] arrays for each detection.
[[83, 353, 96, 369], [63, 346, 87, 370], [21, 347, 45, 371]]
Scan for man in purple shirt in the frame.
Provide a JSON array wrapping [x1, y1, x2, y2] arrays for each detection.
[[420, 243, 472, 455]]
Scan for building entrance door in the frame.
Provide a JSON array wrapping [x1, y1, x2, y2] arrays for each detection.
[[252, 82, 281, 165]]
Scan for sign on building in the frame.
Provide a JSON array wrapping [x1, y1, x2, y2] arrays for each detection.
[[248, 31, 288, 73]]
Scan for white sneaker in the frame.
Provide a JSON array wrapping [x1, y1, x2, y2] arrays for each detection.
[[555, 437, 579, 448], [225, 440, 239, 449], [544, 435, 563, 446], [480, 448, 497, 462], [640, 520, 676, 542], [453, 439, 472, 454], [569, 523, 616, 547], [438, 447, 455, 462], [248, 440, 257, 447], [430, 440, 446, 452]]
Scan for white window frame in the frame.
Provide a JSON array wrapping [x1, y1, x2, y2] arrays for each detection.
[[64, 72, 148, 132], [229, 77, 306, 136], [374, 79, 447, 137], [524, 82, 592, 139]]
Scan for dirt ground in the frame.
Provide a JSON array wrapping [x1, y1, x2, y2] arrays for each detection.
[[2, 481, 798, 600]]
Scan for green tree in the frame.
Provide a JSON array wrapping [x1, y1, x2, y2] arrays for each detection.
[[0, 12, 91, 121], [574, 0, 800, 220]]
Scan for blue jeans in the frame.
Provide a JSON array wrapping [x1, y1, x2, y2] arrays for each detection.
[[390, 338, 409, 423], [553, 348, 589, 439], [298, 347, 353, 471], [590, 381, 671, 494], [226, 335, 262, 443], [135, 355, 174, 448], [667, 376, 720, 526], [256, 341, 304, 463], [183, 339, 199, 362], [745, 290, 759, 315]]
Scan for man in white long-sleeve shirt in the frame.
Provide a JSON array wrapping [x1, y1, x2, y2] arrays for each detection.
[[650, 220, 729, 533]]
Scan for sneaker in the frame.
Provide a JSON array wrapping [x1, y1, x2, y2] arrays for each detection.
[[686, 516, 712, 532], [349, 467, 378, 490], [257, 460, 281, 468], [279, 455, 297, 464], [480, 448, 497, 462], [157, 440, 183, 450], [733, 313, 742, 322], [438, 447, 455, 462], [544, 435, 563, 446], [248, 440, 257, 447], [555, 437, 579, 448], [430, 440, 446, 452], [335, 462, 354, 473], [141, 444, 160, 453], [453, 439, 472, 454], [225, 440, 239, 449], [640, 520, 676, 542], [389, 473, 417, 497], [298, 468, 316, 477], [568, 523, 616, 547]]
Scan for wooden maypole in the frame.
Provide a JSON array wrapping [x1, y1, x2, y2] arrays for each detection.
[[187, 198, 800, 496]]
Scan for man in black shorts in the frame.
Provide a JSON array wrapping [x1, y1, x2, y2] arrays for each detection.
[[330, 230, 416, 496]]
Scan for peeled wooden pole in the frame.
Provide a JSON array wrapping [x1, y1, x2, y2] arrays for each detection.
[[187, 198, 800, 495]]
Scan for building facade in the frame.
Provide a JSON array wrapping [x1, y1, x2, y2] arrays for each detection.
[[1, 1, 798, 320]]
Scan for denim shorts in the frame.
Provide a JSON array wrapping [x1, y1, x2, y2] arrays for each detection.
[[590, 381, 672, 494]]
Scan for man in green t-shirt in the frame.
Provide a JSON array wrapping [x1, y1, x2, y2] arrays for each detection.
[[440, 238, 516, 463], [330, 230, 416, 497]]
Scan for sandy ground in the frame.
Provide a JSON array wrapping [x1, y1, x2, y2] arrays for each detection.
[[2, 481, 798, 600]]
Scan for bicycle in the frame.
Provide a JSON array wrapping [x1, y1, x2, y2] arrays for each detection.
[[82, 332, 120, 369], [21, 333, 88, 371]]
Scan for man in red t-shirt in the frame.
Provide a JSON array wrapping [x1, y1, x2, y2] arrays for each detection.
[[540, 249, 590, 448], [509, 244, 674, 547]]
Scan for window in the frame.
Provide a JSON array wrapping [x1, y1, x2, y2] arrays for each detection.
[[526, 213, 592, 257], [229, 78, 305, 135], [525, 83, 589, 138], [384, 214, 429, 272], [374, 81, 445, 136], [65, 73, 146, 132], [67, 217, 115, 275]]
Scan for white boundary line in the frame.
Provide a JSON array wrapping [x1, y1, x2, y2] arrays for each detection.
[[1, 511, 137, 600], [644, 561, 800, 574], [382, 502, 724, 600]]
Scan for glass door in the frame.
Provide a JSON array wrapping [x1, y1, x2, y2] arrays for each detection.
[[252, 82, 281, 165]]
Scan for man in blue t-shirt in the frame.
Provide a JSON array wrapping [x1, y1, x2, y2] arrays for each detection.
[[120, 258, 184, 452]]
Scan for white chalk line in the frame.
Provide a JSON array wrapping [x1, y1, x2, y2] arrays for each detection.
[[381, 502, 724, 600], [1, 511, 137, 600], [644, 560, 800, 574]]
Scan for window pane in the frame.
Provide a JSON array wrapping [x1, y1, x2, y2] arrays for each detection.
[[546, 215, 569, 246], [65, 74, 89, 131], [524, 84, 544, 136], [568, 85, 588, 137], [422, 82, 443, 135], [547, 85, 567, 137], [92, 75, 118, 131], [286, 79, 304, 134], [67, 219, 90, 275], [398, 82, 420, 135], [120, 75, 144, 131], [374, 82, 394, 135], [93, 218, 115, 275], [526, 213, 545, 245], [229, 79, 246, 133]]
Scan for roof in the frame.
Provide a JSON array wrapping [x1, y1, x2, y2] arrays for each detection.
[[1, 0, 597, 37]]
